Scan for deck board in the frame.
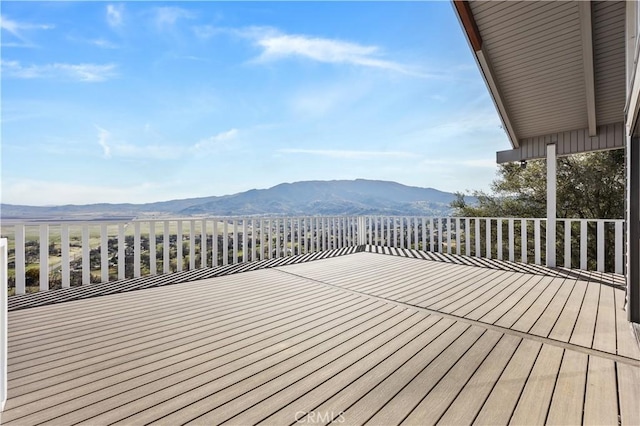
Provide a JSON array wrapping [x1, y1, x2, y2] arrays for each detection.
[[3, 250, 639, 426]]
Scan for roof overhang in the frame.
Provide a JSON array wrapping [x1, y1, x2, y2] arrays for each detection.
[[453, 1, 626, 163]]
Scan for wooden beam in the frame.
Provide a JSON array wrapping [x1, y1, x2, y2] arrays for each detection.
[[452, 1, 519, 148], [579, 1, 597, 137], [453, 1, 482, 51]]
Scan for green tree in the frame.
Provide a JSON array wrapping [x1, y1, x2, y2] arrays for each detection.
[[452, 150, 624, 219], [451, 150, 625, 271]]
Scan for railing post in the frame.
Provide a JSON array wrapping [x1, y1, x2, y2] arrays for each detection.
[[447, 218, 452, 254], [546, 143, 557, 267], [456, 218, 461, 255], [430, 218, 435, 252], [242, 219, 248, 262], [438, 218, 443, 253], [233, 219, 239, 263], [1, 238, 7, 412]]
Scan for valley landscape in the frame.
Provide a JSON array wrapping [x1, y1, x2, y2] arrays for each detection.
[[1, 179, 466, 220]]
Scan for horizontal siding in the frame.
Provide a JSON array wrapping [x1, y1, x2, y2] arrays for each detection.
[[497, 122, 624, 162]]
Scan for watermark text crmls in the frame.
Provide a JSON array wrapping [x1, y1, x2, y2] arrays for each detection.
[[294, 411, 345, 424]]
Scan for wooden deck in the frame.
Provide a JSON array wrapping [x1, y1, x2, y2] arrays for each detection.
[[2, 249, 639, 425]]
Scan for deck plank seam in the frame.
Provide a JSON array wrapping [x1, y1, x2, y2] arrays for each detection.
[[274, 268, 640, 367]]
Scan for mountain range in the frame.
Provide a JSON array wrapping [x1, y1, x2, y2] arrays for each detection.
[[1, 179, 467, 220]]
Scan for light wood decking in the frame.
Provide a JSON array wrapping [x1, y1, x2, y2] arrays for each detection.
[[2, 250, 639, 425]]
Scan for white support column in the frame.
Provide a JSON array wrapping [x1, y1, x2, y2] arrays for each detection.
[[627, 135, 640, 322], [547, 143, 557, 267]]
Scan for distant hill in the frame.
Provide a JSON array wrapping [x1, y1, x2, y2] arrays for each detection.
[[1, 179, 469, 220]]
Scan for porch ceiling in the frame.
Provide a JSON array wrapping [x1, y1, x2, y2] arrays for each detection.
[[455, 1, 626, 161]]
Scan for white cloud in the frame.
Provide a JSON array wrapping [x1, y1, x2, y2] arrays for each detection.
[[96, 127, 238, 160], [279, 149, 418, 160], [242, 27, 429, 78], [153, 6, 195, 30], [1, 60, 117, 82], [91, 38, 118, 49], [0, 14, 53, 47], [97, 126, 112, 158], [106, 4, 124, 28], [191, 129, 238, 152]]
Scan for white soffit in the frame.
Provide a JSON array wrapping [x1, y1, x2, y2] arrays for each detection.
[[466, 1, 625, 144]]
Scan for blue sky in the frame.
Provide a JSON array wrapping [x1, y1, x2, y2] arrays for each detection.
[[1, 1, 510, 206]]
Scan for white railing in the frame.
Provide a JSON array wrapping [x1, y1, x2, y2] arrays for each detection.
[[1, 238, 8, 411], [0, 216, 624, 294], [359, 216, 624, 274]]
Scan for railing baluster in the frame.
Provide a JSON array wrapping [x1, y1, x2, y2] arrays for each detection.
[[564, 220, 572, 268], [189, 220, 196, 270], [534, 219, 541, 265], [521, 219, 527, 263], [118, 223, 125, 279], [201, 219, 207, 268], [497, 219, 502, 260], [580, 220, 587, 270], [447, 217, 452, 254], [213, 219, 219, 267], [134, 222, 141, 277], [438, 218, 443, 253], [149, 222, 157, 274], [260, 219, 265, 261], [430, 218, 435, 252], [61, 224, 70, 287], [163, 221, 170, 273], [100, 223, 109, 283], [242, 219, 248, 263], [14, 225, 25, 294], [456, 218, 461, 255], [475, 218, 481, 257], [597, 220, 605, 272], [400, 217, 406, 249], [508, 219, 514, 262], [465, 218, 470, 256], [82, 224, 90, 284], [223, 220, 229, 265], [615, 220, 623, 274], [233, 219, 239, 264], [39, 224, 49, 291], [177, 220, 183, 272], [485, 219, 491, 260]]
